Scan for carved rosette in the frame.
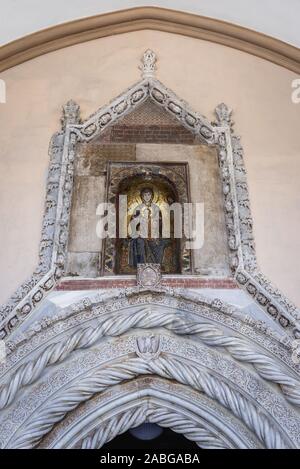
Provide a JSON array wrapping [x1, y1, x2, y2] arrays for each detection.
[[137, 264, 162, 288], [72, 83, 149, 143]]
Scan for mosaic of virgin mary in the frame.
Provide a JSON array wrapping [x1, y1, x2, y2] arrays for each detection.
[[116, 177, 180, 274], [128, 187, 169, 267]]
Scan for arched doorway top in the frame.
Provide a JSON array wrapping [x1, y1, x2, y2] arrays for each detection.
[[40, 377, 261, 449], [0, 330, 299, 449]]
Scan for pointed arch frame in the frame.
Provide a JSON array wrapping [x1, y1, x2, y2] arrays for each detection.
[[1, 290, 300, 448], [40, 378, 260, 449]]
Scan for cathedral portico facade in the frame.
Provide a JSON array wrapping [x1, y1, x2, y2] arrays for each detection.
[[0, 7, 300, 451]]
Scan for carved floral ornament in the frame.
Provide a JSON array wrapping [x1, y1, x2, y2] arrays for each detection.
[[137, 264, 162, 288], [0, 50, 299, 339]]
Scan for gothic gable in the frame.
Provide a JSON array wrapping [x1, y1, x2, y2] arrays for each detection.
[[0, 50, 299, 340]]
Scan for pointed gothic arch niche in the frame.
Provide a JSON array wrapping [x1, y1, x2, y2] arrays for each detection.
[[103, 427, 198, 450]]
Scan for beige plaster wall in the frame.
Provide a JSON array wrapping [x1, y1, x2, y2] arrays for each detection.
[[0, 30, 299, 305]]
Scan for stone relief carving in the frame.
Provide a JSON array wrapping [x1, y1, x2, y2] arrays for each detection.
[[41, 378, 260, 449], [0, 333, 298, 449], [139, 48, 157, 79], [104, 162, 191, 275], [0, 104, 80, 339], [61, 99, 81, 130], [214, 102, 257, 273], [80, 404, 228, 449], [1, 290, 300, 416], [0, 50, 299, 340], [3, 289, 293, 358], [137, 264, 162, 288], [235, 270, 299, 334], [135, 335, 161, 361]]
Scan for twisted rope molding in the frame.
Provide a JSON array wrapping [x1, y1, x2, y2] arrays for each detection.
[[40, 376, 260, 449], [7, 355, 287, 449], [80, 405, 229, 449], [18, 286, 289, 347], [1, 308, 299, 411], [153, 356, 285, 449]]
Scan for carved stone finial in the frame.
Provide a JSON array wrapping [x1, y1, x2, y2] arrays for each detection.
[[140, 49, 157, 79], [61, 99, 81, 130], [215, 103, 232, 126]]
